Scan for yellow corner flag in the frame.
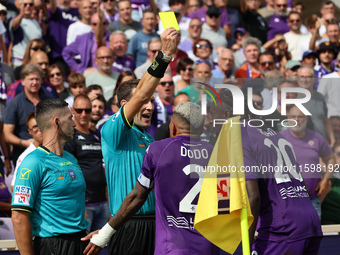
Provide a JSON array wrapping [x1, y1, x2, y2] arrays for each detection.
[[194, 116, 253, 254]]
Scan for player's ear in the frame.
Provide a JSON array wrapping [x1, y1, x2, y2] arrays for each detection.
[[120, 99, 127, 106]]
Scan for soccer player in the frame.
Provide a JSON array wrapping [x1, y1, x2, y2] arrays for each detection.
[[210, 91, 323, 254], [82, 28, 179, 255], [84, 102, 219, 255], [11, 98, 89, 255]]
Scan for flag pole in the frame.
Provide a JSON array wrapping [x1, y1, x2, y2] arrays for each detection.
[[241, 207, 250, 255]]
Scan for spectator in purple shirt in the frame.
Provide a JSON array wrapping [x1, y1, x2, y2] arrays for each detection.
[[267, 0, 290, 41], [109, 31, 136, 73], [48, 0, 79, 73], [191, 0, 231, 40], [62, 13, 110, 74]]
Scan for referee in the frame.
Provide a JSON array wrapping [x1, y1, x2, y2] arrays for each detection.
[[11, 98, 89, 255], [82, 27, 178, 255]]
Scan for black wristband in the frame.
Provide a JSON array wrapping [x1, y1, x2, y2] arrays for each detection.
[[147, 55, 170, 78]]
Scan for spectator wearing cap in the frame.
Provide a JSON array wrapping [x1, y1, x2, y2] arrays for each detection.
[[301, 50, 317, 68], [283, 11, 309, 60], [191, 0, 231, 40], [266, 0, 290, 41], [239, 0, 268, 44], [201, 5, 227, 49], [318, 54, 340, 119], [234, 37, 262, 80], [316, 42, 335, 79], [284, 59, 301, 79], [232, 27, 249, 69]]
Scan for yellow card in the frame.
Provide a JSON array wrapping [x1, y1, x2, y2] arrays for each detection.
[[159, 12, 180, 30]]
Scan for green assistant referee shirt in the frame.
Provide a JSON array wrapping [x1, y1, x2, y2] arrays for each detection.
[[12, 145, 89, 237]]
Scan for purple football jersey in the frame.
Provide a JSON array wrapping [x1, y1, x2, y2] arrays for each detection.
[[241, 125, 322, 243], [138, 136, 219, 255], [281, 129, 332, 199]]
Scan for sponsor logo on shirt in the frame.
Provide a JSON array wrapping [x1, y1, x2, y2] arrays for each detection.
[[167, 216, 194, 230], [139, 144, 145, 148], [308, 140, 314, 147], [14, 186, 31, 206], [59, 161, 72, 166], [78, 135, 86, 140], [19, 168, 31, 180], [58, 176, 64, 180], [82, 144, 101, 150], [68, 169, 76, 180]]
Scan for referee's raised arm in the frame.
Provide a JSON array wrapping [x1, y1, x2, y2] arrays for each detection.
[[123, 27, 178, 125]]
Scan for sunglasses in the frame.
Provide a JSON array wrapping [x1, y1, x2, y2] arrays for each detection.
[[196, 59, 211, 65], [289, 19, 300, 23], [50, 72, 61, 78], [0, 11, 7, 15], [150, 49, 160, 54], [92, 22, 108, 26], [260, 61, 274, 66], [73, 108, 92, 114], [31, 46, 45, 51], [196, 43, 211, 49], [253, 100, 263, 106], [208, 14, 220, 18], [159, 81, 174, 86], [24, 2, 33, 7], [102, 0, 115, 2], [190, 24, 202, 29], [181, 67, 193, 72], [276, 4, 287, 7]]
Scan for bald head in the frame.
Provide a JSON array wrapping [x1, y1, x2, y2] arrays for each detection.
[[96, 46, 114, 74], [174, 93, 190, 106], [30, 51, 49, 78]]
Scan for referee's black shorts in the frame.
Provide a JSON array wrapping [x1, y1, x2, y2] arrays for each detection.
[[33, 229, 88, 255], [108, 214, 155, 255]]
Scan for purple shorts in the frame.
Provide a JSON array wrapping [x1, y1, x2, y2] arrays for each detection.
[[252, 236, 322, 255]]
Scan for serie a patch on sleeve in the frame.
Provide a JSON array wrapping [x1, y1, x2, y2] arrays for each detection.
[[13, 185, 32, 206]]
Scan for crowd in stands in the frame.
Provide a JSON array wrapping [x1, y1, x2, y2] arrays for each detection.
[[1, 0, 340, 240]]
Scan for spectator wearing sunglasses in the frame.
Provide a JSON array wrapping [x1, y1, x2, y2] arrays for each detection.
[[259, 51, 276, 74], [134, 37, 161, 79], [47, 63, 70, 100], [64, 95, 110, 234], [66, 0, 93, 45], [191, 0, 231, 40], [175, 57, 194, 93], [192, 38, 217, 68], [147, 73, 174, 138], [266, 0, 290, 41], [9, 0, 42, 68], [178, 18, 202, 59], [201, 5, 227, 49]]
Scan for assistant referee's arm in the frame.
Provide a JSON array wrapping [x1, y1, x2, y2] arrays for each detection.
[[12, 210, 34, 255]]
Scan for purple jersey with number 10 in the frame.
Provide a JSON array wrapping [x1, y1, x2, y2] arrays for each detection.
[[241, 125, 322, 243], [138, 135, 219, 255]]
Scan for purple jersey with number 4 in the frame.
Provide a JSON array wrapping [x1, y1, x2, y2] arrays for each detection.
[[138, 135, 219, 255], [241, 125, 322, 243]]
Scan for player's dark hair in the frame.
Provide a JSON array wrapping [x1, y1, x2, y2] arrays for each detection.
[[35, 98, 68, 132], [85, 84, 103, 95], [117, 79, 140, 107], [26, 111, 36, 126]]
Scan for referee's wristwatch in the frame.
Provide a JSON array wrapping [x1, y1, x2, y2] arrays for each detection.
[[158, 50, 174, 61]]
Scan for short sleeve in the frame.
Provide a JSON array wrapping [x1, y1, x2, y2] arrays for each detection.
[[4, 98, 17, 124], [11, 153, 44, 212], [101, 105, 133, 151], [138, 144, 155, 189]]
